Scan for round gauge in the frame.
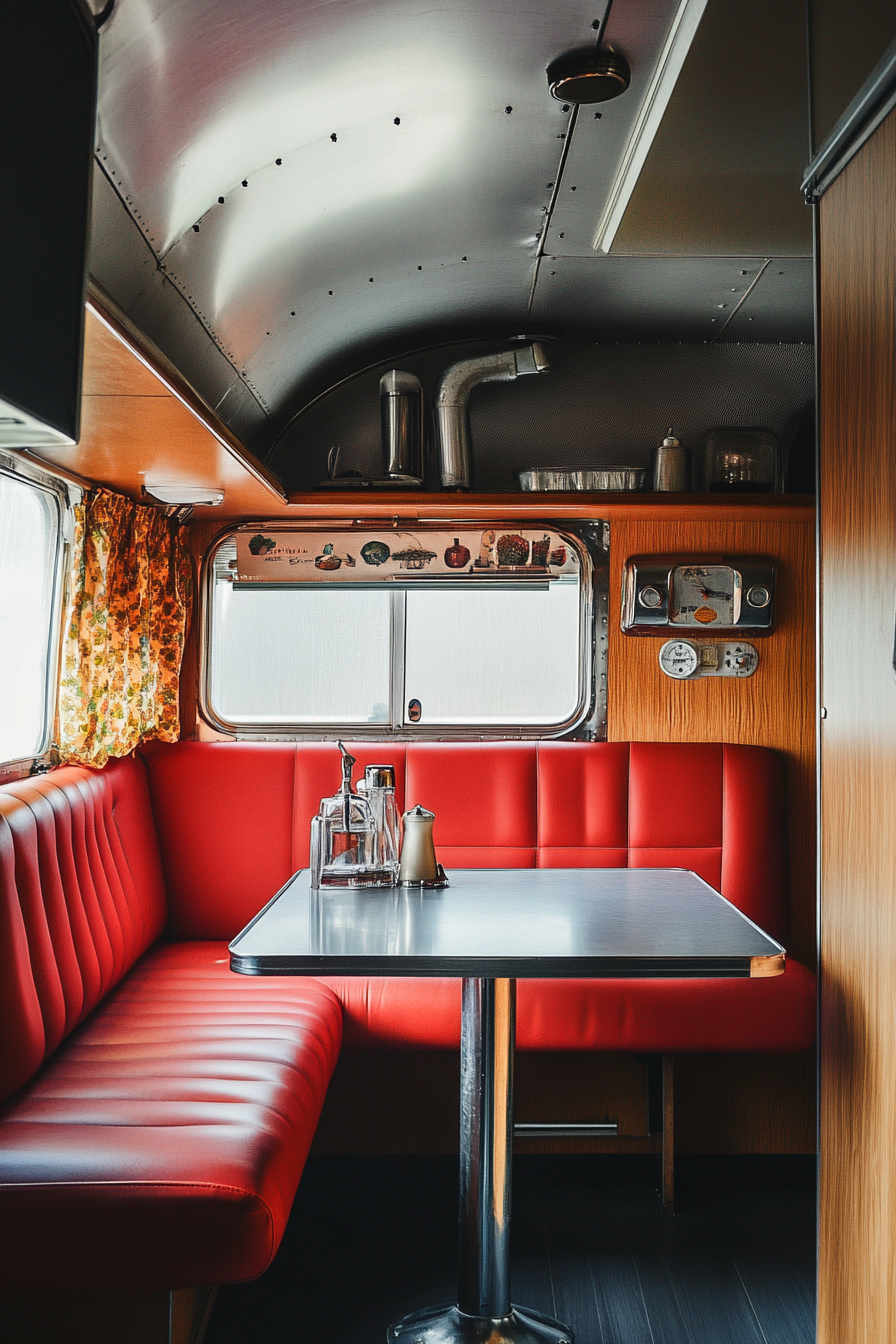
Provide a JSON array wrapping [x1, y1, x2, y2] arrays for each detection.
[[638, 586, 663, 609], [658, 639, 700, 680], [746, 584, 770, 608]]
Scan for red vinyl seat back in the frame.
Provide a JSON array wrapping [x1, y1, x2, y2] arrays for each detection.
[[537, 742, 788, 942], [146, 742, 408, 939], [0, 757, 167, 1101], [405, 743, 537, 868], [144, 740, 788, 947]]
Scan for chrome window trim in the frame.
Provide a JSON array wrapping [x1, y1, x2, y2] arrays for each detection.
[[199, 521, 605, 741], [0, 452, 76, 776]]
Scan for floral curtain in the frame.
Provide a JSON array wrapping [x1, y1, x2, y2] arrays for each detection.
[[57, 488, 193, 767]]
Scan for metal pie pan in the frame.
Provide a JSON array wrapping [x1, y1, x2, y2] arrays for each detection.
[[516, 467, 646, 492]]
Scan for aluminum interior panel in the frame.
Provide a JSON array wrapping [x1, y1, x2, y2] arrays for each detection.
[[90, 0, 816, 461], [90, 167, 271, 446], [94, 0, 610, 426], [527, 255, 802, 341], [720, 260, 815, 344], [540, 0, 685, 258]]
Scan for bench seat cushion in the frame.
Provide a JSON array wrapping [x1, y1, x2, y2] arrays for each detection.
[[0, 942, 342, 1290], [319, 959, 815, 1053]]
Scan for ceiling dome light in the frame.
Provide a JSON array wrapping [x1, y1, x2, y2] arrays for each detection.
[[546, 48, 631, 104]]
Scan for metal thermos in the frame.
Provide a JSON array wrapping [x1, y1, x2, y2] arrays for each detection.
[[380, 370, 423, 482], [652, 428, 690, 492], [399, 805, 438, 884]]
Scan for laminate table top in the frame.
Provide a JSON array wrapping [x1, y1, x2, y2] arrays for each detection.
[[229, 867, 785, 979]]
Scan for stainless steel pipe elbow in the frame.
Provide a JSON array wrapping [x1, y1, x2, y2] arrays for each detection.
[[435, 343, 551, 490]]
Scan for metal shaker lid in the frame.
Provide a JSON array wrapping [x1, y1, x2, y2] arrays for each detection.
[[364, 763, 396, 789], [661, 426, 681, 448], [404, 804, 434, 821]]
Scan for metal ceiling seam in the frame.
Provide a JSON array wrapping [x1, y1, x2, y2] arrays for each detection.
[[91, 155, 273, 423], [713, 260, 772, 342], [527, 105, 580, 319]]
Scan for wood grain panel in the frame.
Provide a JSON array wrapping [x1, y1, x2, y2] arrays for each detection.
[[817, 107, 896, 1344], [608, 516, 816, 970], [31, 306, 284, 515]]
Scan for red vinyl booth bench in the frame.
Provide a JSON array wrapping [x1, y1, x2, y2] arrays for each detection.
[[0, 741, 815, 1292]]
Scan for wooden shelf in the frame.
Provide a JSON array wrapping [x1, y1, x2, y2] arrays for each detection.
[[276, 492, 816, 523]]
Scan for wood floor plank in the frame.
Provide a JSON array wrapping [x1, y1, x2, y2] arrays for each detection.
[[205, 1157, 816, 1344], [732, 1250, 816, 1344]]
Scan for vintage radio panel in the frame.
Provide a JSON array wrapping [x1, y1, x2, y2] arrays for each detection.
[[621, 556, 775, 636]]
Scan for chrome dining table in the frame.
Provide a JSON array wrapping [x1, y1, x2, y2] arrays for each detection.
[[229, 867, 785, 1344]]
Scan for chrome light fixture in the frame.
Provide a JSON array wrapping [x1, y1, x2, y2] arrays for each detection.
[[143, 483, 224, 507], [546, 47, 630, 105]]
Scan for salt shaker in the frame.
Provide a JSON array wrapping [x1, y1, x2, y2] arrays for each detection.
[[399, 806, 439, 884]]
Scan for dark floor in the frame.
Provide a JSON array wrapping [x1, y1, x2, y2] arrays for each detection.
[[205, 1156, 816, 1344]]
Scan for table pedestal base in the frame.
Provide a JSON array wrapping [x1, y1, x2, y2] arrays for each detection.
[[388, 1303, 572, 1344], [388, 979, 573, 1344]]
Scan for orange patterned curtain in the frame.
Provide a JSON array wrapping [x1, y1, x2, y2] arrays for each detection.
[[57, 488, 193, 767]]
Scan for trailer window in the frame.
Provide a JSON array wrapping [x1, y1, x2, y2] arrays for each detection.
[[0, 467, 64, 766], [203, 527, 600, 738]]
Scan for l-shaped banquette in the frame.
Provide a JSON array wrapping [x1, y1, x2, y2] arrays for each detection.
[[0, 741, 815, 1289]]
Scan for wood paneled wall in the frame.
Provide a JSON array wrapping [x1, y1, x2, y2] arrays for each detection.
[[607, 513, 817, 1157], [818, 108, 896, 1343], [608, 516, 816, 970]]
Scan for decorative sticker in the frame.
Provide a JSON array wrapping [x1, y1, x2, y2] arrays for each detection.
[[235, 529, 580, 583]]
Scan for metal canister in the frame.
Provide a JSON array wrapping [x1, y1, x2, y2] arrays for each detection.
[[652, 428, 690, 492], [380, 370, 423, 481]]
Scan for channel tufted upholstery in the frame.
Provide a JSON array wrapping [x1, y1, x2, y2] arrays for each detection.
[[0, 760, 166, 1102], [142, 740, 814, 1054], [0, 758, 343, 1289]]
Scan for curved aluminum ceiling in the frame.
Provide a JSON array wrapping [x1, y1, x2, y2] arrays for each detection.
[[89, 0, 812, 458]]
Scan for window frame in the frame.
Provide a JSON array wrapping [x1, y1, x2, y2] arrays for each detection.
[[0, 453, 74, 780], [199, 521, 604, 741]]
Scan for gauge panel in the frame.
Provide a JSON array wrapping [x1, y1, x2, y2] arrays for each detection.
[[622, 557, 775, 635]]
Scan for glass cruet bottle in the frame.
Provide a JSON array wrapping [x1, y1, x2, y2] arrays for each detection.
[[310, 742, 384, 888]]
